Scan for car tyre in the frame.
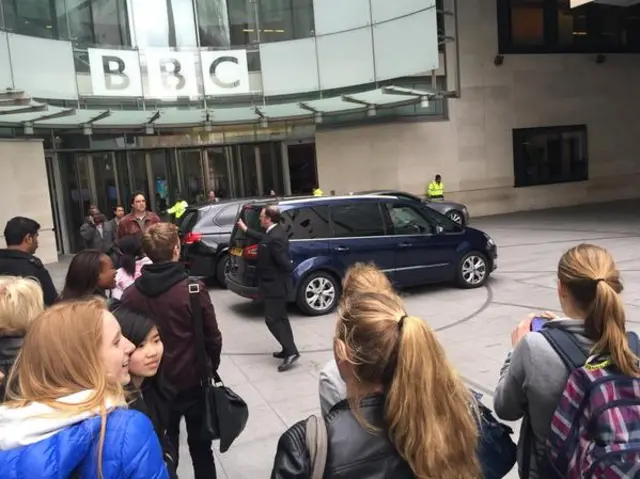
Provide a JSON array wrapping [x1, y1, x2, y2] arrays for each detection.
[[456, 251, 489, 289], [296, 271, 339, 316], [447, 209, 464, 225], [215, 253, 230, 288]]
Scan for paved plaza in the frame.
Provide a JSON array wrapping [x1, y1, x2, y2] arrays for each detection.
[[47, 200, 640, 479]]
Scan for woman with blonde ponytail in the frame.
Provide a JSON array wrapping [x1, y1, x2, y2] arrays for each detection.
[[0, 299, 169, 479], [494, 243, 639, 478], [271, 290, 480, 479]]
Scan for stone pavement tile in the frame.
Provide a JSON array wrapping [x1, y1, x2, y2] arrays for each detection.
[[217, 435, 278, 479], [217, 356, 249, 387], [270, 392, 322, 428], [232, 403, 287, 447], [251, 370, 319, 403]]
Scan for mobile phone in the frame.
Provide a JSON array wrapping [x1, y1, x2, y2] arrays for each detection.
[[530, 317, 547, 332]]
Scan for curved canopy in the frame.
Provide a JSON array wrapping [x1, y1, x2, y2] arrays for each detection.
[[0, 86, 448, 132]]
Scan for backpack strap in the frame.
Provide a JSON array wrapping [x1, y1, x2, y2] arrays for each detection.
[[626, 331, 640, 356], [305, 415, 327, 479], [539, 328, 588, 372]]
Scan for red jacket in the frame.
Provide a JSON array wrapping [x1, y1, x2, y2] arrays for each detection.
[[116, 211, 161, 239], [121, 262, 222, 392]]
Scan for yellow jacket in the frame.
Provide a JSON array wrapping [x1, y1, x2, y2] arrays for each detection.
[[167, 200, 188, 218], [427, 181, 444, 198], [313, 188, 324, 196]]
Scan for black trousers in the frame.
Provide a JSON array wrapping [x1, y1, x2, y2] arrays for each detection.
[[167, 387, 216, 479], [264, 297, 298, 355]]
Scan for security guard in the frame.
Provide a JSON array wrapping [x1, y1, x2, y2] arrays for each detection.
[[166, 193, 189, 220], [0, 216, 58, 306], [426, 174, 445, 201], [312, 187, 324, 196]]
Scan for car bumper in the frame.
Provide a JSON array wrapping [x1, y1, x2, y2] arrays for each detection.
[[488, 244, 498, 271], [226, 276, 260, 300]]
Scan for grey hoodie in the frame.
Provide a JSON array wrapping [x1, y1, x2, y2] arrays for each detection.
[[493, 318, 593, 479]]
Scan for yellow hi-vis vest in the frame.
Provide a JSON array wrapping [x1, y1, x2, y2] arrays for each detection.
[[313, 188, 324, 196], [167, 200, 188, 218], [427, 181, 444, 199]]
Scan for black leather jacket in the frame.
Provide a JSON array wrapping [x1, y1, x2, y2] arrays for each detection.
[[0, 335, 23, 402], [271, 395, 414, 479]]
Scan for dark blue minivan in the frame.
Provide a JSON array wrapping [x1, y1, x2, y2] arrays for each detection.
[[226, 195, 497, 316]]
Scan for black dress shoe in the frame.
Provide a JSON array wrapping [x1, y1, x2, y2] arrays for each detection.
[[273, 350, 286, 359], [278, 353, 300, 372]]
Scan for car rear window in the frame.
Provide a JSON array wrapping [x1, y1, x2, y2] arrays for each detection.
[[214, 204, 241, 226], [178, 209, 200, 234], [235, 205, 262, 240]]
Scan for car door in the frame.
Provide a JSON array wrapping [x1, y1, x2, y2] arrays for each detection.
[[328, 201, 396, 279], [383, 202, 459, 287]]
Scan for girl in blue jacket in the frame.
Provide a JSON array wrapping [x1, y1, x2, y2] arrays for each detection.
[[0, 298, 169, 479]]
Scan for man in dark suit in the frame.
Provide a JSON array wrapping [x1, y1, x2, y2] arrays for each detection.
[[237, 206, 299, 372]]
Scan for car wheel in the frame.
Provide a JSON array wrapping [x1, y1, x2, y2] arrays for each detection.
[[457, 251, 489, 288], [447, 209, 464, 225], [215, 253, 230, 288], [297, 271, 339, 316]]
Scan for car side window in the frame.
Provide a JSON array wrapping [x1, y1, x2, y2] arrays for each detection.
[[385, 203, 434, 235], [214, 204, 241, 226], [281, 206, 331, 240], [330, 203, 385, 238], [420, 206, 460, 233]]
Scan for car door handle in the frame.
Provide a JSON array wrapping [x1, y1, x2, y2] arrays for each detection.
[[398, 242, 412, 248], [333, 246, 349, 252]]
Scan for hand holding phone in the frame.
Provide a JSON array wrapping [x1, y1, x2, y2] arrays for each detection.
[[530, 316, 548, 332]]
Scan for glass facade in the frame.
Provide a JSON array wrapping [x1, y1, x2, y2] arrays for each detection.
[[50, 141, 296, 252], [0, 0, 315, 47]]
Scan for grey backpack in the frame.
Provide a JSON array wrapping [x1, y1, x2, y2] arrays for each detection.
[[306, 415, 328, 479]]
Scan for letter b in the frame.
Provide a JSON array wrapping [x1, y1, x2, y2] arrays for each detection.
[[102, 56, 130, 90], [159, 59, 186, 90]]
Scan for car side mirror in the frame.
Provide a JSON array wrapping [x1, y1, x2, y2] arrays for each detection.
[[435, 225, 445, 235]]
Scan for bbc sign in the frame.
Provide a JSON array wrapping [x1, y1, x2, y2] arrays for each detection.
[[88, 48, 251, 98]]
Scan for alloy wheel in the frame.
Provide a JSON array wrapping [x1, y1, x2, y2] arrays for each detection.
[[304, 276, 336, 312], [449, 211, 463, 224], [461, 255, 486, 286]]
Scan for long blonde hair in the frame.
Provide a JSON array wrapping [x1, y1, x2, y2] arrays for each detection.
[[5, 299, 126, 478], [342, 262, 394, 300], [0, 276, 44, 335], [558, 243, 639, 376], [335, 291, 479, 479]]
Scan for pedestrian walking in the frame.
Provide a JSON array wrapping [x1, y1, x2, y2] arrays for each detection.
[[236, 205, 299, 372]]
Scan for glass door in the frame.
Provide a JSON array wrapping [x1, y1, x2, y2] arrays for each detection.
[[237, 144, 259, 197], [92, 152, 119, 216], [44, 155, 63, 254], [178, 149, 205, 204], [206, 147, 232, 199], [149, 150, 171, 212]]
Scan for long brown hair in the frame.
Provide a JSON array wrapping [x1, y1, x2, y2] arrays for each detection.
[[5, 299, 126, 478], [558, 243, 640, 376], [336, 291, 479, 479]]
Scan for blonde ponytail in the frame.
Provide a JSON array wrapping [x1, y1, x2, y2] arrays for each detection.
[[336, 292, 479, 479]]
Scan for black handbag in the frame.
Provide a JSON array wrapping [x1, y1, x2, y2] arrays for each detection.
[[188, 279, 249, 453]]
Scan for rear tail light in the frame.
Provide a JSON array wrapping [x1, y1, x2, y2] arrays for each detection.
[[243, 244, 258, 258], [184, 232, 203, 245]]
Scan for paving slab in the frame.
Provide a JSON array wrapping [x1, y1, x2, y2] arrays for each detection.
[[45, 200, 640, 479]]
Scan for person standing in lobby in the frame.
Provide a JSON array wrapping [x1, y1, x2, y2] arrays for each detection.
[[117, 191, 161, 240], [236, 206, 299, 372], [0, 217, 58, 306]]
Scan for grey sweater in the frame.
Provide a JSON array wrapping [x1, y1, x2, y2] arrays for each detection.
[[493, 318, 593, 479], [319, 359, 347, 416]]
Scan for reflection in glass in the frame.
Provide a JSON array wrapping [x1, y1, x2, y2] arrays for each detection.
[[92, 152, 119, 215], [259, 0, 314, 43], [93, 0, 130, 46], [510, 0, 544, 46], [58, 153, 84, 252], [207, 147, 231, 198], [229, 0, 259, 46], [115, 151, 131, 211], [67, 0, 95, 43], [149, 150, 170, 212], [129, 0, 196, 47], [196, 0, 230, 47], [3, 0, 59, 38], [259, 143, 283, 195], [239, 145, 259, 196], [128, 151, 150, 199], [178, 150, 205, 204]]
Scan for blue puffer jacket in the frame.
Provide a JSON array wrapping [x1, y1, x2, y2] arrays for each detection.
[[0, 408, 169, 479]]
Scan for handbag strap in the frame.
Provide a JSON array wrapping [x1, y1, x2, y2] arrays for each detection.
[[188, 278, 209, 384], [188, 278, 223, 385], [305, 415, 327, 479]]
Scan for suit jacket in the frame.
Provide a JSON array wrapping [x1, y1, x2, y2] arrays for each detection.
[[246, 224, 293, 298], [80, 219, 115, 253]]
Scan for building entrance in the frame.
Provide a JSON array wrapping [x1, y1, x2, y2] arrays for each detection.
[[48, 140, 316, 253]]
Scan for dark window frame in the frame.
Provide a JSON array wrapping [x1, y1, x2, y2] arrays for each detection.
[[497, 0, 640, 54], [513, 124, 588, 188]]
